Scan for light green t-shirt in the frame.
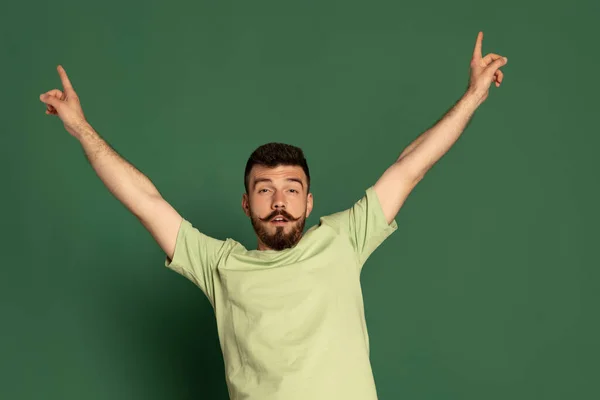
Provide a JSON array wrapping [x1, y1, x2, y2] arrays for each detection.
[[165, 185, 398, 400]]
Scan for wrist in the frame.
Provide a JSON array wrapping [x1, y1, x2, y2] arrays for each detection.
[[73, 121, 96, 142], [462, 89, 484, 109]]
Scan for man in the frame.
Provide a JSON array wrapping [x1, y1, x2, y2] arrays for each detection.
[[40, 31, 506, 399]]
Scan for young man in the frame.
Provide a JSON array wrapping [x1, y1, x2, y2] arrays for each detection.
[[40, 32, 506, 400]]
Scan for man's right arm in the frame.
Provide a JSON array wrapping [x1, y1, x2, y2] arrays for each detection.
[[77, 123, 182, 261]]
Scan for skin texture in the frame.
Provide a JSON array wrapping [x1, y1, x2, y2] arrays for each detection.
[[242, 165, 314, 251]]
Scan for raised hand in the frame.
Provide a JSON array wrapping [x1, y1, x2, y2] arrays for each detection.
[[39, 65, 89, 139], [467, 31, 507, 105]]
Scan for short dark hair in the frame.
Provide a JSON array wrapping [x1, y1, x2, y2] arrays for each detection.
[[244, 142, 311, 195]]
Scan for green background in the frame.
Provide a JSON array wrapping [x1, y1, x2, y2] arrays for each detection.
[[2, 0, 598, 398]]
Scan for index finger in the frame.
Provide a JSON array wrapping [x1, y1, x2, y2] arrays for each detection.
[[57, 65, 75, 94], [472, 31, 483, 60]]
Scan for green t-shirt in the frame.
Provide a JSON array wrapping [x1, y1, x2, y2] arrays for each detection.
[[165, 185, 398, 400]]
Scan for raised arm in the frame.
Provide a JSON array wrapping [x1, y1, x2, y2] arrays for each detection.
[[39, 65, 183, 260], [373, 31, 508, 224]]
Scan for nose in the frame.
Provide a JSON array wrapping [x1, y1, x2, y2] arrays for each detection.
[[272, 191, 286, 210]]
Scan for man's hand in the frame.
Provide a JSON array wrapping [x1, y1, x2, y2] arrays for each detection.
[[467, 31, 508, 106], [39, 65, 89, 140]]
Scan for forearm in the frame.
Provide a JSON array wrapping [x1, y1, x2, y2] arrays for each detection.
[[396, 90, 480, 178], [76, 124, 162, 216]]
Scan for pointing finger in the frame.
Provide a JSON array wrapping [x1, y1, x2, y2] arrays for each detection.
[[472, 31, 483, 61], [57, 65, 76, 95]]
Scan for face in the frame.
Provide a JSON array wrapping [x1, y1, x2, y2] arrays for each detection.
[[242, 165, 313, 251]]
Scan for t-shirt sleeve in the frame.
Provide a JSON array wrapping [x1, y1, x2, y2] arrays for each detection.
[[164, 218, 229, 306], [333, 185, 399, 269]]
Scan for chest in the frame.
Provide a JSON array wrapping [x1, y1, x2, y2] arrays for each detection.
[[219, 234, 361, 321]]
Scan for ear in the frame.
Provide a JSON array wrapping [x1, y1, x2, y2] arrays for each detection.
[[242, 193, 250, 217], [305, 192, 314, 218]]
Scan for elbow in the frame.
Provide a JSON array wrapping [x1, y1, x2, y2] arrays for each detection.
[[394, 157, 429, 186]]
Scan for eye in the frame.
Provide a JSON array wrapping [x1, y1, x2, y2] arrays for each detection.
[[289, 189, 298, 193]]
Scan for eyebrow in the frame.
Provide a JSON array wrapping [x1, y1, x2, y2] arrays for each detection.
[[253, 177, 304, 190]]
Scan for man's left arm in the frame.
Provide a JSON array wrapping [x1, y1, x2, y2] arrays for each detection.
[[374, 31, 509, 224]]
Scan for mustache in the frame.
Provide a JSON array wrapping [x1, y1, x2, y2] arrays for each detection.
[[261, 210, 295, 222]]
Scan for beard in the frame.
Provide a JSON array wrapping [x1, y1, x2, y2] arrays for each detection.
[[249, 207, 307, 251]]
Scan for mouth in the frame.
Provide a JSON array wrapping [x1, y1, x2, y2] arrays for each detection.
[[270, 217, 289, 225]]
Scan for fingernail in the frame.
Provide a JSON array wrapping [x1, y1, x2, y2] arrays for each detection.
[[503, 57, 508, 62]]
